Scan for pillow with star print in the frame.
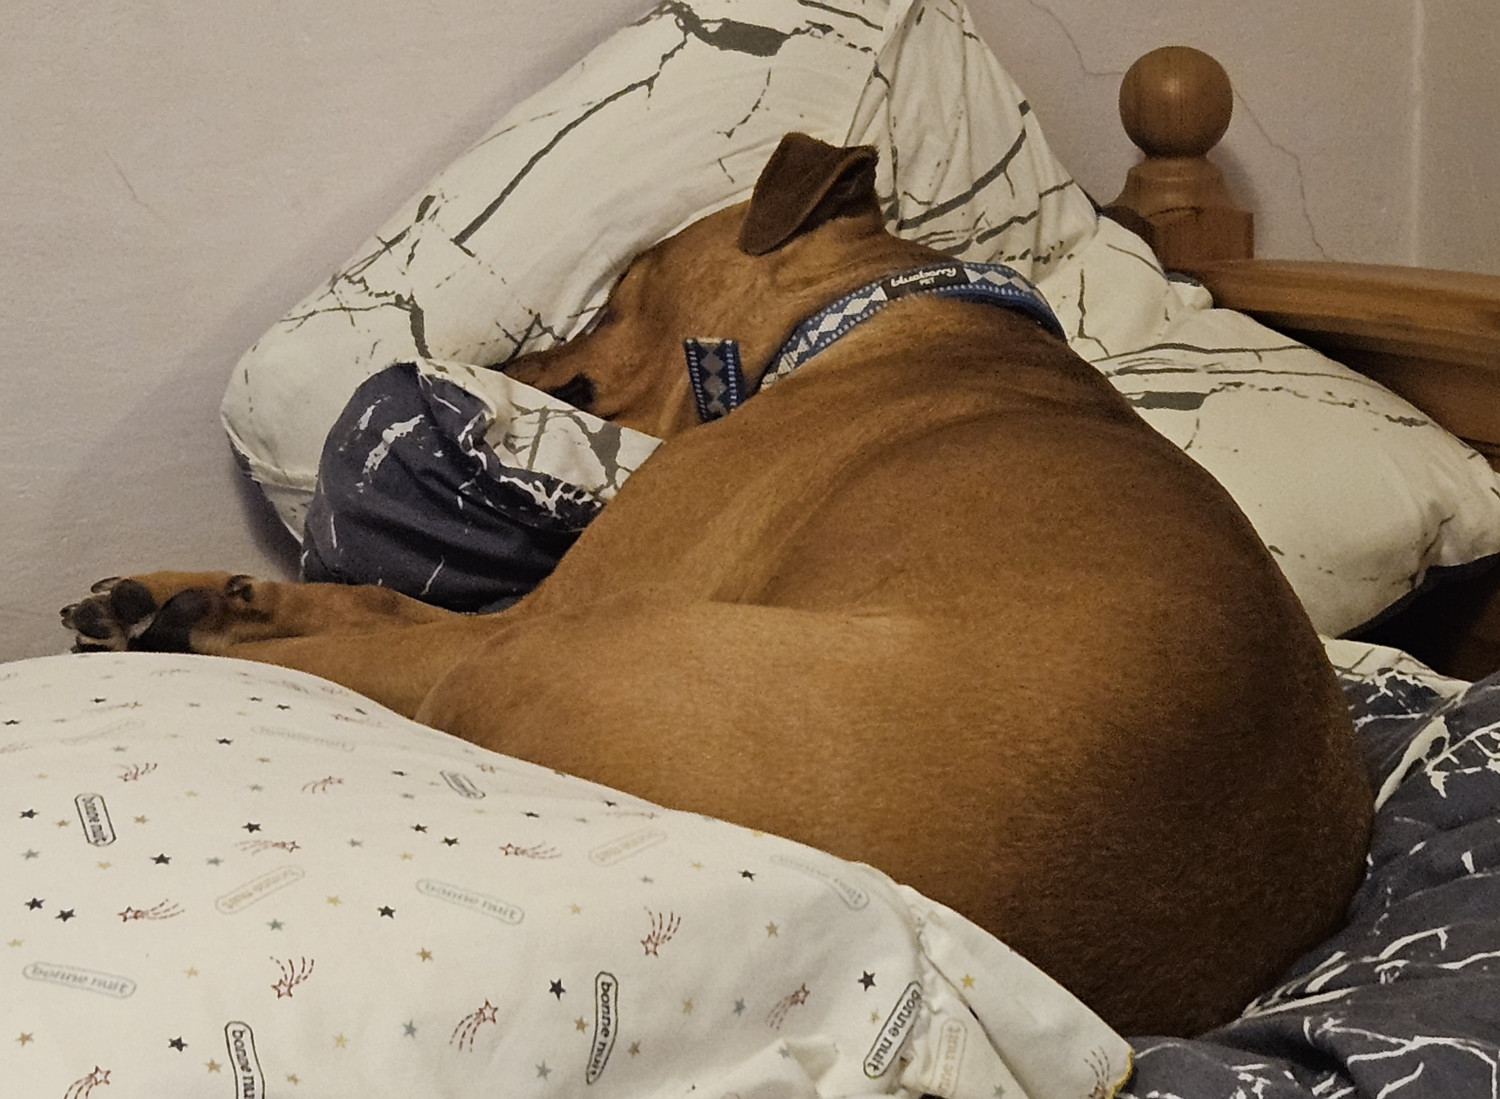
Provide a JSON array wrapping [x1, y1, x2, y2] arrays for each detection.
[[2, 650, 1128, 1098]]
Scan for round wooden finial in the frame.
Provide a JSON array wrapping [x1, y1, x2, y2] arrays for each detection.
[[1119, 46, 1233, 159]]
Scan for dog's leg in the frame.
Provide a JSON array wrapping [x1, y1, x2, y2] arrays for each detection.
[[61, 572, 502, 718], [219, 618, 512, 717], [414, 594, 987, 893], [62, 572, 458, 653], [409, 589, 1367, 1035]]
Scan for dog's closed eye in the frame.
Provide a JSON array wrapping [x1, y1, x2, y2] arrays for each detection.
[[547, 373, 596, 411]]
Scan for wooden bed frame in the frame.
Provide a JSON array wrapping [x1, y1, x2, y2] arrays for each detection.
[[1103, 46, 1500, 680]]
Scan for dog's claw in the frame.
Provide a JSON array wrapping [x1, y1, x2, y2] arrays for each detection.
[[62, 599, 117, 641]]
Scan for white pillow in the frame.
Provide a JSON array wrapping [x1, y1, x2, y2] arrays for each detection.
[[222, 0, 1500, 637], [0, 652, 1129, 1099], [1037, 218, 1500, 635]]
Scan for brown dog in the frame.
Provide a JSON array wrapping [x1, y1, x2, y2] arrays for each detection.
[[63, 133, 1371, 1036]]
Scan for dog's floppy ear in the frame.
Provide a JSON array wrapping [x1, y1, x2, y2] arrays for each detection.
[[738, 133, 879, 256]]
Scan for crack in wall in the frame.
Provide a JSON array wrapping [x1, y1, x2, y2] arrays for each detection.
[[103, 147, 169, 226], [1229, 93, 1331, 260], [1015, 0, 1127, 81], [1017, 0, 1333, 261]]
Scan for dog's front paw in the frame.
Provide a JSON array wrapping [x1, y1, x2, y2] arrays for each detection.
[[62, 578, 160, 652], [61, 574, 247, 654]]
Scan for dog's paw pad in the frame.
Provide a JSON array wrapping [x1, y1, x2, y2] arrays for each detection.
[[61, 578, 164, 653], [106, 579, 161, 626]]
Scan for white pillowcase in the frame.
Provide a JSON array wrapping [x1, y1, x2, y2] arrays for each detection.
[[0, 652, 1130, 1099], [222, 0, 1500, 637]]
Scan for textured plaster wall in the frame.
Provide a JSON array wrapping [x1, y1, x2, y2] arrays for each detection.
[[2, 0, 1496, 662]]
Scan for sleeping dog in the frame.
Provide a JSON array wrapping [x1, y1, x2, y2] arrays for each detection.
[[63, 133, 1372, 1036]]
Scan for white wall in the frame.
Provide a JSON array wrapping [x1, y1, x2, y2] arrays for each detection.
[[3, 0, 1496, 662], [1418, 0, 1500, 274]]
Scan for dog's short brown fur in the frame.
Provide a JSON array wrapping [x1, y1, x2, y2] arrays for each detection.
[[64, 134, 1372, 1036]]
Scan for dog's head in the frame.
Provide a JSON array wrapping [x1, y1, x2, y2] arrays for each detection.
[[504, 133, 930, 438]]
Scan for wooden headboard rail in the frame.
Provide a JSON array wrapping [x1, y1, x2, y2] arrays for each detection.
[[1103, 46, 1500, 471], [1183, 261, 1500, 467]]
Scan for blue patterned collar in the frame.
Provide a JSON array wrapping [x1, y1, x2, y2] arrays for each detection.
[[684, 261, 1062, 422]]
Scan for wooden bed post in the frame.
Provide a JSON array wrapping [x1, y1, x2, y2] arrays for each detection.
[[1103, 46, 1254, 270], [1103, 49, 1500, 680]]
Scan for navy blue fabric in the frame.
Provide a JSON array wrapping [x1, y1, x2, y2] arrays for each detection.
[[1126, 665, 1500, 1098], [301, 363, 595, 612]]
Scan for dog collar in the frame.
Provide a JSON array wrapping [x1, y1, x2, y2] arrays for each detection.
[[684, 262, 1062, 422], [683, 338, 749, 424]]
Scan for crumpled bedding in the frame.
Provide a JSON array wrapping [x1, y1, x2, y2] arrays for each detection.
[[0, 651, 1129, 1099], [9, 639, 1500, 1098], [1124, 640, 1500, 1099], [300, 360, 657, 612]]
